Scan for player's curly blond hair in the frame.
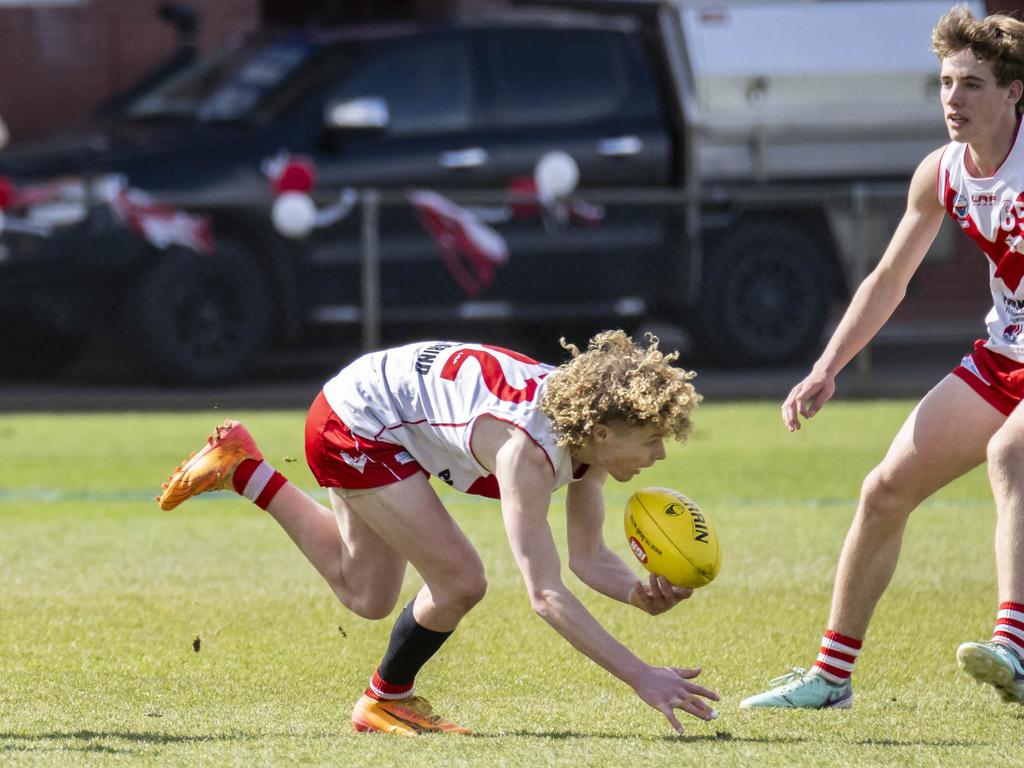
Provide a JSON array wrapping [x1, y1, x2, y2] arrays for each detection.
[[539, 329, 701, 452], [933, 6, 1024, 114]]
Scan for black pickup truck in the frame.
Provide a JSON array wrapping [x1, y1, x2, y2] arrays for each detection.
[[0, 5, 853, 383]]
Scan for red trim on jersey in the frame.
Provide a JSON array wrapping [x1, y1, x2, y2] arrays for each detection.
[[936, 146, 950, 204], [466, 474, 501, 499], [481, 343, 540, 365], [467, 414, 557, 481]]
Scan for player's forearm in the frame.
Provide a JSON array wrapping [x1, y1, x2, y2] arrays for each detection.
[[570, 547, 638, 604], [530, 583, 647, 685]]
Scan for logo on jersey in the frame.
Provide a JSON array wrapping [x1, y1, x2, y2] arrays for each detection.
[[1006, 233, 1024, 257], [1003, 324, 1023, 342], [959, 354, 991, 386], [339, 451, 368, 473], [973, 193, 998, 205], [953, 192, 969, 220]]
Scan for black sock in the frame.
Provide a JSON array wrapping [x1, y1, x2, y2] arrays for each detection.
[[377, 599, 453, 687]]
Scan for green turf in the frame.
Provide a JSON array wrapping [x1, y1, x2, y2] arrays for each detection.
[[0, 403, 1019, 767]]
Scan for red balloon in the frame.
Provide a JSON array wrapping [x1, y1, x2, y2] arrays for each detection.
[[0, 176, 13, 210], [272, 160, 316, 195]]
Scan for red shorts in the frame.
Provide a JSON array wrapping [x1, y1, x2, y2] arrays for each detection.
[[304, 391, 426, 490], [952, 339, 1024, 416]]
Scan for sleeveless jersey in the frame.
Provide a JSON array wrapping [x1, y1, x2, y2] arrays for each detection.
[[938, 118, 1024, 362], [321, 341, 577, 497]]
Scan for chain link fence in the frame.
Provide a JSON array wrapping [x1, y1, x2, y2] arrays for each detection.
[[2, 180, 978, 386]]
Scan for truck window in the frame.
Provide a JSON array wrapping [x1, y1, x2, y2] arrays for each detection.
[[330, 36, 473, 135], [487, 30, 628, 126]]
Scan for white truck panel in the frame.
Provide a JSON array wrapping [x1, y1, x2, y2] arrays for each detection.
[[673, 0, 987, 180]]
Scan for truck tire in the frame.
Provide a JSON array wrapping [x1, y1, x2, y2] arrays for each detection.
[[690, 221, 832, 366], [124, 243, 273, 385]]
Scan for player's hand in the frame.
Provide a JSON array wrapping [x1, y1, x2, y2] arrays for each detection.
[[628, 575, 693, 615], [781, 368, 836, 432], [631, 665, 719, 735]]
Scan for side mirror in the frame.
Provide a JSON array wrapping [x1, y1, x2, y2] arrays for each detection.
[[324, 96, 390, 131]]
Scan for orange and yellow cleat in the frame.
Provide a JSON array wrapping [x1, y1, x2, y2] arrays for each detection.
[[351, 694, 471, 736], [156, 419, 262, 511]]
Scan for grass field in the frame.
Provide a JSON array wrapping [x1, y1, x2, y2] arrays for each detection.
[[1, 402, 1020, 767]]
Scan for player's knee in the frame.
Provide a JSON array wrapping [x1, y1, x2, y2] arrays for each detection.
[[450, 571, 488, 612], [986, 431, 1024, 484], [342, 592, 397, 621], [859, 466, 914, 520]]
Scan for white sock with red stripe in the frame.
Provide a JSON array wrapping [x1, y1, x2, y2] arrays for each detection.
[[991, 601, 1024, 660], [813, 629, 862, 684], [230, 459, 286, 510]]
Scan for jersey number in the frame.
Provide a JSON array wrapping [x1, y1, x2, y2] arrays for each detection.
[[439, 346, 544, 403]]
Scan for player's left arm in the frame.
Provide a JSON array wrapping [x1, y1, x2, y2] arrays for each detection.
[[565, 469, 693, 615]]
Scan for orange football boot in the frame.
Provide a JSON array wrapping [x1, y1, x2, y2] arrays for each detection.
[[156, 420, 262, 510], [351, 694, 472, 736]]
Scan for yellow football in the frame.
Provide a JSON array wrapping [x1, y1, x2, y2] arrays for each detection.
[[624, 487, 721, 588]]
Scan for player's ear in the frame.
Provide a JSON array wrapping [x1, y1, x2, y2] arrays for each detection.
[[591, 424, 611, 443], [1008, 79, 1023, 106]]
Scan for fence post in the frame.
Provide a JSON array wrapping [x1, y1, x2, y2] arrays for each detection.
[[360, 188, 381, 353]]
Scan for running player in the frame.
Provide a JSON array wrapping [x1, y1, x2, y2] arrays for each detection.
[[741, 6, 1024, 709], [157, 330, 719, 735]]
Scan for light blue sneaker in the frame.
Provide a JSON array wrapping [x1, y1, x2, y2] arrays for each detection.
[[957, 641, 1024, 704], [739, 668, 853, 709]]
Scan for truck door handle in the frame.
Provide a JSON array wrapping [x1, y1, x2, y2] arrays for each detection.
[[439, 147, 489, 169], [597, 136, 643, 157]]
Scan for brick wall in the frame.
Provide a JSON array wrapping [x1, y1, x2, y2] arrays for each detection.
[[0, 0, 259, 142]]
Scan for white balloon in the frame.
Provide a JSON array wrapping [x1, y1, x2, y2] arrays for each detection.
[[272, 191, 317, 238], [534, 150, 579, 203]]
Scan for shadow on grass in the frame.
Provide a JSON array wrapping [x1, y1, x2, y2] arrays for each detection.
[[472, 730, 806, 744], [0, 729, 260, 754], [854, 738, 985, 748]]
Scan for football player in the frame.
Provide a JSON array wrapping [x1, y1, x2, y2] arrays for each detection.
[[742, 6, 1024, 709], [158, 330, 719, 735]]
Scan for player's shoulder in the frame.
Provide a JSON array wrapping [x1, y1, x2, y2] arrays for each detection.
[[916, 145, 949, 178], [906, 145, 951, 208]]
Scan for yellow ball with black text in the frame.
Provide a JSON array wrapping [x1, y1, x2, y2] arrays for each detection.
[[624, 487, 721, 588]]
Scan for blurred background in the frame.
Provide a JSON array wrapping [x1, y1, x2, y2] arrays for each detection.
[[1, 0, 1022, 407]]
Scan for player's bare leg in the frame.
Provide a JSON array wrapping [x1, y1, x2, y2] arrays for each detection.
[[340, 473, 485, 734], [267, 483, 407, 620], [957, 400, 1024, 703], [743, 376, 1003, 708], [827, 375, 1002, 638]]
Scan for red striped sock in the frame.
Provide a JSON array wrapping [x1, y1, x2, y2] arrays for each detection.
[[992, 601, 1024, 659], [365, 668, 414, 701], [231, 459, 287, 510], [814, 630, 862, 684]]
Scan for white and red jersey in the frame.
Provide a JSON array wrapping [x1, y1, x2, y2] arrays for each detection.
[[321, 341, 578, 497], [939, 117, 1024, 362]]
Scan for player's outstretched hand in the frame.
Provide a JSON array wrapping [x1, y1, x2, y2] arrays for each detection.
[[628, 574, 693, 615], [781, 367, 836, 432], [632, 665, 719, 735]]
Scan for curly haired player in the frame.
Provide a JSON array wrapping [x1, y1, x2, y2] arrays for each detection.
[[157, 330, 718, 735]]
